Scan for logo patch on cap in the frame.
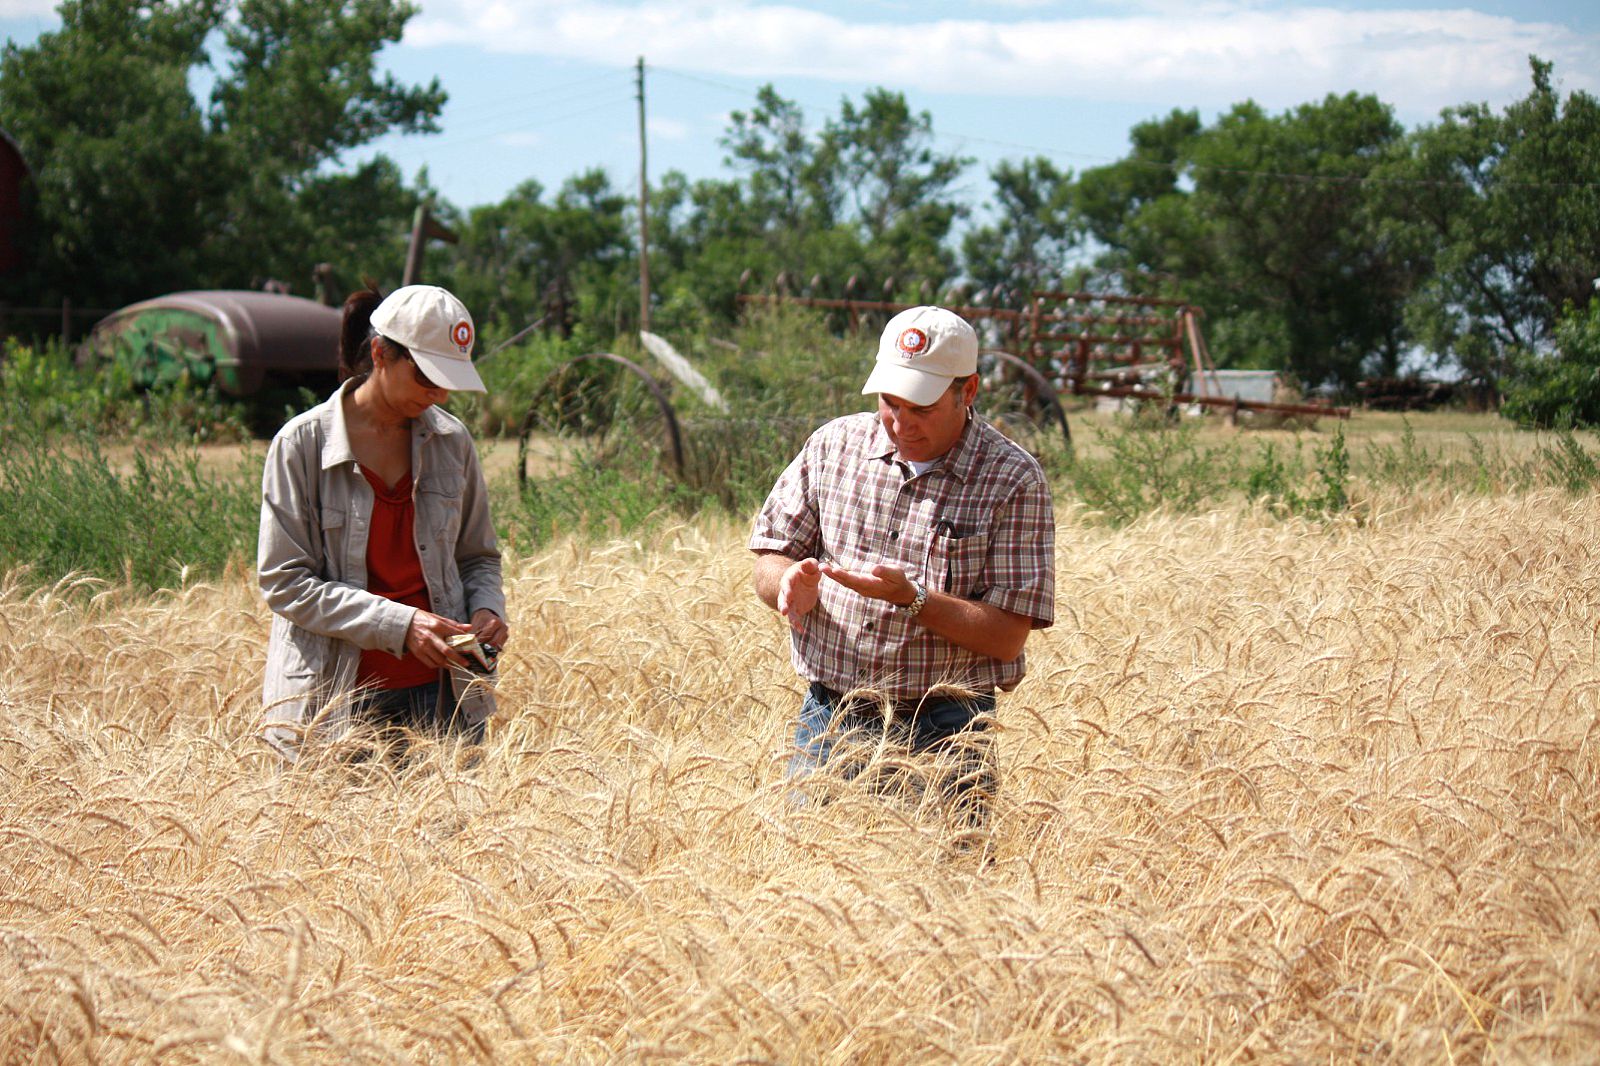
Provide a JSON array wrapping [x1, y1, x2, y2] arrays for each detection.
[[895, 327, 929, 359], [451, 320, 473, 353]]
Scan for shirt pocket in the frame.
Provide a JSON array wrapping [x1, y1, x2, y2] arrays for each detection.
[[319, 506, 348, 580], [416, 476, 464, 544], [268, 614, 336, 679], [929, 530, 990, 599]]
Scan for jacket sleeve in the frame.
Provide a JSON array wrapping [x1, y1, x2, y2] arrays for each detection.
[[454, 435, 506, 624], [257, 428, 415, 657]]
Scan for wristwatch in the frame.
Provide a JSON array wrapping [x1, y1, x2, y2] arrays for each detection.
[[896, 580, 928, 617]]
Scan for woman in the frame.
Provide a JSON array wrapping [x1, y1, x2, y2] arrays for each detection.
[[258, 284, 510, 760]]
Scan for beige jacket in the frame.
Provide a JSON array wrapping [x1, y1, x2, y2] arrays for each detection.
[[257, 380, 505, 758]]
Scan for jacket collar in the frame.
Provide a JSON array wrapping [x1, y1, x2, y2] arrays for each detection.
[[317, 377, 443, 471]]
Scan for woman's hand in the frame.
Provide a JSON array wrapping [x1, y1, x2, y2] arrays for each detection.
[[471, 608, 509, 650], [405, 609, 473, 668]]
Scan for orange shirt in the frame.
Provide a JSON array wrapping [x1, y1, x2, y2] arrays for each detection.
[[355, 466, 437, 690]]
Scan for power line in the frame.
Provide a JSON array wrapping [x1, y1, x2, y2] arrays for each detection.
[[650, 65, 754, 100], [658, 63, 1600, 192], [380, 95, 634, 159], [442, 81, 632, 129], [936, 125, 1600, 191], [372, 67, 637, 161]]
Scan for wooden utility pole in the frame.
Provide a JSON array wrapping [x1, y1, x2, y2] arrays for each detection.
[[635, 56, 651, 332]]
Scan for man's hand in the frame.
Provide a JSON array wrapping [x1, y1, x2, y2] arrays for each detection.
[[819, 562, 917, 607], [778, 558, 824, 625], [470, 608, 509, 650], [405, 609, 473, 669]]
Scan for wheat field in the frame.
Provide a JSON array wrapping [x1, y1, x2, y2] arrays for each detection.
[[2, 486, 1597, 1063]]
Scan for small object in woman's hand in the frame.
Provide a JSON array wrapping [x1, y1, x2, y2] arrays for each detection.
[[447, 632, 499, 674]]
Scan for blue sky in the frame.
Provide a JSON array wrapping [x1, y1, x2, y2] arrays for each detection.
[[3, 0, 1598, 212]]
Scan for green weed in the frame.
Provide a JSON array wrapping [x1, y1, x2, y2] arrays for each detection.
[[1536, 429, 1600, 493], [1, 337, 249, 442], [1067, 411, 1241, 526], [0, 433, 258, 591]]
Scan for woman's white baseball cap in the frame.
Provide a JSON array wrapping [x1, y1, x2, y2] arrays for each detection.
[[861, 305, 978, 406], [369, 284, 486, 392]]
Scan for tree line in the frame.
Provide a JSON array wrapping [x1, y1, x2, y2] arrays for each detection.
[[3, 0, 1598, 412]]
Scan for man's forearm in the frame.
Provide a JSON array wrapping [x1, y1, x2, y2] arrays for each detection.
[[752, 551, 795, 611], [913, 592, 1032, 663]]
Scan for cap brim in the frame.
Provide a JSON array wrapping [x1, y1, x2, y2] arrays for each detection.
[[862, 362, 950, 406], [411, 349, 486, 393]]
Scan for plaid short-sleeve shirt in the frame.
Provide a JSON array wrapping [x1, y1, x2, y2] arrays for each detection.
[[750, 411, 1055, 698]]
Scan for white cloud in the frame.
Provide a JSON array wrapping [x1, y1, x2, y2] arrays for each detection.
[[407, 1, 1599, 118], [495, 131, 544, 148], [648, 117, 690, 139], [0, 0, 57, 18]]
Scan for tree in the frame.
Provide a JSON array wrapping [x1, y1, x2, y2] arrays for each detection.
[[961, 157, 1081, 306], [206, 0, 446, 289], [0, 0, 444, 313], [1387, 58, 1600, 389], [646, 87, 970, 320], [820, 88, 970, 290], [720, 85, 837, 240], [1073, 108, 1199, 253], [1500, 298, 1600, 427], [1185, 93, 1411, 387], [1075, 94, 1412, 389], [0, 0, 224, 306], [439, 169, 631, 342]]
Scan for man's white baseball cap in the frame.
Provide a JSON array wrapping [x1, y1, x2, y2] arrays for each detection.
[[861, 305, 978, 406], [369, 284, 486, 393]]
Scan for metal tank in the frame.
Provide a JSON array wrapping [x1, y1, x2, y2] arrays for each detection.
[[80, 290, 341, 397]]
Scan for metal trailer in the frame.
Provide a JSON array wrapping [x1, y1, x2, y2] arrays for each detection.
[[79, 290, 342, 398], [738, 290, 1351, 422]]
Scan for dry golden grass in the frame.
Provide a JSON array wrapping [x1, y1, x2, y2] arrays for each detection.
[[2, 486, 1598, 1063]]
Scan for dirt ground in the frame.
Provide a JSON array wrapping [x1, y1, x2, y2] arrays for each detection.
[[92, 406, 1556, 489], [97, 434, 528, 483]]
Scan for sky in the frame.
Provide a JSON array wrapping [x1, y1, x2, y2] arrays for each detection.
[[2, 0, 1598, 214]]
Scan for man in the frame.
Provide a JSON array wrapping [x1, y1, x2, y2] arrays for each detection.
[[750, 305, 1056, 831]]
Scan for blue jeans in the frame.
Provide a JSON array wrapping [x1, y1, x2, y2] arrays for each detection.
[[354, 680, 486, 745], [791, 682, 997, 828]]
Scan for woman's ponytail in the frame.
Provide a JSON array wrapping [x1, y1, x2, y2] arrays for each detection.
[[339, 288, 384, 382]]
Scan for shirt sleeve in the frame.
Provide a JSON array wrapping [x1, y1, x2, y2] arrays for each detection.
[[748, 435, 821, 560], [978, 474, 1056, 628]]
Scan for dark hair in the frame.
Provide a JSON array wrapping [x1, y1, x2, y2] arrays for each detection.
[[338, 288, 406, 382]]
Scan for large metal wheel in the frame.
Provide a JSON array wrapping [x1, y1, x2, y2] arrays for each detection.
[[516, 352, 684, 494], [976, 348, 1071, 454]]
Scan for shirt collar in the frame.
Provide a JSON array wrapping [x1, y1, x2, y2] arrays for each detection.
[[940, 412, 984, 484], [864, 416, 897, 463], [861, 410, 982, 482]]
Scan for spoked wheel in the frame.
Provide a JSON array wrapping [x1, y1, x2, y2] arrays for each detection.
[[516, 352, 685, 495], [976, 349, 1071, 454]]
